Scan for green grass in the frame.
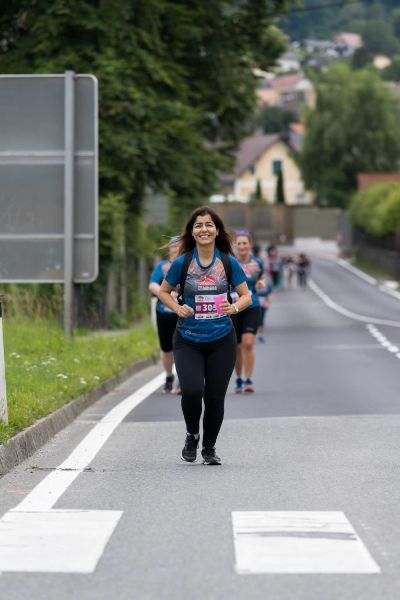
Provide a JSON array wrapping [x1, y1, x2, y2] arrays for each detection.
[[0, 317, 158, 444], [351, 256, 398, 281]]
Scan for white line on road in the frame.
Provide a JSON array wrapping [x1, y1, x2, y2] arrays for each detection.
[[308, 279, 400, 328], [0, 370, 164, 573], [232, 511, 380, 574], [315, 344, 383, 350], [337, 259, 377, 286], [366, 324, 400, 361], [13, 370, 165, 512]]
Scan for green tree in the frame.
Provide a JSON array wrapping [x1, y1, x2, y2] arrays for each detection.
[[255, 106, 296, 134], [0, 0, 291, 324], [298, 64, 400, 207], [381, 57, 400, 82], [250, 179, 266, 204], [352, 46, 372, 70], [359, 20, 400, 57], [275, 168, 286, 204]]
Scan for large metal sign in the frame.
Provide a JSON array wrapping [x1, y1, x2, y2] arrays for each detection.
[[0, 73, 98, 284]]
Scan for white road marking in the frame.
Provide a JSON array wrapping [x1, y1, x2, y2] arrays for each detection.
[[365, 325, 400, 361], [337, 259, 377, 286], [232, 511, 380, 574], [316, 344, 382, 350], [0, 370, 164, 572], [308, 279, 400, 328], [0, 510, 122, 573], [14, 371, 165, 512]]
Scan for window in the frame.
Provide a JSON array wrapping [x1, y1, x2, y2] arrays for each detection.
[[272, 160, 282, 175], [248, 164, 256, 175]]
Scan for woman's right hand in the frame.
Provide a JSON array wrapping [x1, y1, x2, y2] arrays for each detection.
[[176, 304, 194, 318]]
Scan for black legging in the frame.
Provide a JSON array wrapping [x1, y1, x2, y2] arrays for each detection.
[[173, 328, 237, 448]]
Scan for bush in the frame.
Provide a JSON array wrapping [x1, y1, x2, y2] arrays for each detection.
[[349, 182, 400, 236]]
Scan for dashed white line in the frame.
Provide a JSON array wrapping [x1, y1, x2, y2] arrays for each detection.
[[366, 324, 400, 361]]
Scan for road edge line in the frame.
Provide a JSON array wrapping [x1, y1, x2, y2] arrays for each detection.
[[0, 353, 158, 476]]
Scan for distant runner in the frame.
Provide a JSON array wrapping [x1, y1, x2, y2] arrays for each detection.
[[159, 206, 251, 465], [148, 237, 180, 393], [232, 231, 265, 393]]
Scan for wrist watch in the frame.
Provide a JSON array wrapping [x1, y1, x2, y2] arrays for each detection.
[[233, 303, 239, 314]]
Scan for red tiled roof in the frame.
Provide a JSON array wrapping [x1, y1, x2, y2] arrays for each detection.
[[357, 173, 400, 190], [334, 32, 363, 49], [268, 73, 305, 91]]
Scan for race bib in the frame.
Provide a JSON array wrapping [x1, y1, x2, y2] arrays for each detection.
[[194, 294, 226, 320]]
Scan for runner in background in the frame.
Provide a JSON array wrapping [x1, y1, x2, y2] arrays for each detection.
[[256, 273, 273, 343], [158, 206, 251, 465], [267, 244, 283, 289], [148, 237, 180, 394], [297, 253, 311, 288], [232, 231, 265, 393]]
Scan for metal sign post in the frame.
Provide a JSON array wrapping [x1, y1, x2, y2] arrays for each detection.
[[0, 296, 8, 424], [64, 71, 75, 337]]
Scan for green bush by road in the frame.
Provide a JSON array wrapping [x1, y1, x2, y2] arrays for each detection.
[[0, 317, 158, 444], [349, 182, 400, 236]]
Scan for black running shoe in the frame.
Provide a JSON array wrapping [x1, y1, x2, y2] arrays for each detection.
[[201, 447, 222, 465], [163, 374, 174, 394], [181, 434, 199, 462]]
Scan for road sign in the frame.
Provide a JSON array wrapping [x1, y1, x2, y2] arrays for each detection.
[[0, 73, 98, 284]]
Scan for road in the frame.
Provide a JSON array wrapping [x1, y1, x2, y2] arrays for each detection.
[[0, 255, 399, 599]]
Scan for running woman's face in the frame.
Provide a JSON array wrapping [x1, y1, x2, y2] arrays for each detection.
[[192, 214, 218, 247], [235, 235, 251, 259]]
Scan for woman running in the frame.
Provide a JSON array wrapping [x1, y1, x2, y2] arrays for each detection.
[[148, 238, 180, 393], [158, 206, 251, 465], [232, 232, 265, 393]]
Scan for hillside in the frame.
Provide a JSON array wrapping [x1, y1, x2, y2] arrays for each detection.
[[281, 0, 400, 49]]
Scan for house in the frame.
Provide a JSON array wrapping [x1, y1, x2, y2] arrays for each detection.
[[334, 32, 363, 56], [373, 55, 392, 70], [219, 132, 314, 205], [357, 173, 400, 191], [277, 52, 302, 73], [256, 72, 315, 114]]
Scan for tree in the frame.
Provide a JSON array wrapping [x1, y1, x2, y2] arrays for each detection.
[[255, 106, 296, 134], [359, 20, 400, 57], [298, 64, 400, 207], [275, 168, 286, 204], [250, 179, 266, 204], [0, 0, 292, 324]]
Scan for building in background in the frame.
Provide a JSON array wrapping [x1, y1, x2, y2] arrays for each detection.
[[218, 132, 314, 205]]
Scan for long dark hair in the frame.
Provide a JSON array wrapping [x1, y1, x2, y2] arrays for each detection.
[[177, 206, 234, 255]]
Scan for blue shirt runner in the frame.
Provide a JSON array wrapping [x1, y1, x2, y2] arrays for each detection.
[[235, 255, 264, 309], [150, 260, 176, 314]]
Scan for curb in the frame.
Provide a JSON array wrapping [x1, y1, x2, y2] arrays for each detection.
[[0, 353, 159, 475]]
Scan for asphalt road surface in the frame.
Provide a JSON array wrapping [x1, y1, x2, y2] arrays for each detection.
[[0, 255, 399, 599]]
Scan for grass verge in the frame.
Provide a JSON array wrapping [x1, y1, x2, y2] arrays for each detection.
[[0, 317, 158, 444], [351, 256, 398, 281]]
